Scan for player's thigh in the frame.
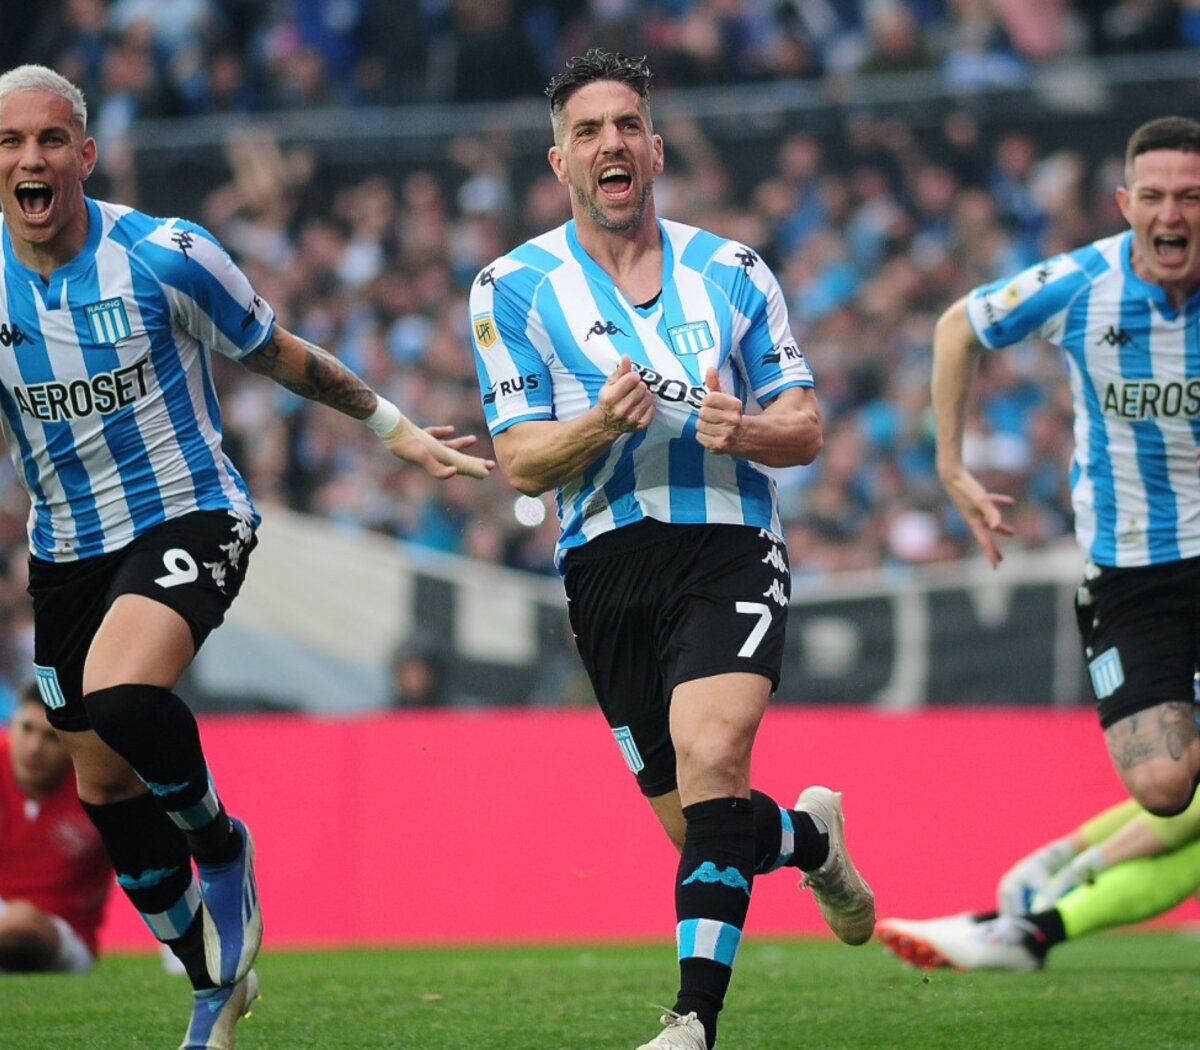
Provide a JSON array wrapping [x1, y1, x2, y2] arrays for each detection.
[[28, 549, 124, 731], [105, 510, 257, 655], [564, 528, 676, 797], [1077, 559, 1198, 729], [28, 511, 257, 732], [663, 524, 791, 696]]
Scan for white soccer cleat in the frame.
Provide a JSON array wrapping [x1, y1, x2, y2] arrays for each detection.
[[879, 914, 1043, 972], [876, 913, 979, 969], [635, 1009, 707, 1050], [796, 786, 876, 945]]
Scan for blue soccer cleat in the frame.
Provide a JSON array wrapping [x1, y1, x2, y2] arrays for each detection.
[[180, 969, 260, 1049], [198, 817, 262, 986]]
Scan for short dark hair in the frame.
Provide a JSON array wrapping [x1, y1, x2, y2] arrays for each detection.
[[546, 48, 652, 130], [1125, 116, 1200, 179]]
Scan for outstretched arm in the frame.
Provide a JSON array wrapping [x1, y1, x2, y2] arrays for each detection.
[[243, 325, 493, 479], [931, 296, 1014, 566]]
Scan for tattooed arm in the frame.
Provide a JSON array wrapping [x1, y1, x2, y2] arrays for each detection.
[[243, 326, 493, 479]]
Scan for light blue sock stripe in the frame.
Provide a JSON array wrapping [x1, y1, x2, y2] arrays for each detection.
[[167, 775, 221, 831], [676, 918, 742, 967], [764, 806, 795, 873], [139, 879, 201, 941]]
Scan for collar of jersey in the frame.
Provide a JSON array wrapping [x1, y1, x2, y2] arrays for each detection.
[[2, 197, 105, 304], [564, 218, 673, 312]]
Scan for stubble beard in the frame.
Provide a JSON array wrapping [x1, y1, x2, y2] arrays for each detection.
[[574, 179, 653, 232]]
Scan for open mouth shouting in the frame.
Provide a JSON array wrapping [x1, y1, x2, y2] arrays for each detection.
[[1152, 231, 1190, 267], [598, 165, 633, 202], [14, 179, 54, 223]]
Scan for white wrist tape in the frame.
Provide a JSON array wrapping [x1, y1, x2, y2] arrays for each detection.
[[363, 396, 404, 436]]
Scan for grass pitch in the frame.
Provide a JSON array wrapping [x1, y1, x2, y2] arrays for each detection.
[[2, 932, 1197, 1049]]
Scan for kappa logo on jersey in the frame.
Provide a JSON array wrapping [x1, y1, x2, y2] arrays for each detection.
[[84, 298, 132, 346], [585, 319, 628, 340], [473, 314, 498, 348], [483, 373, 540, 405], [240, 295, 263, 332], [171, 229, 195, 260], [1035, 262, 1055, 286], [1098, 325, 1136, 350], [0, 322, 33, 348], [12, 358, 150, 422], [667, 320, 714, 356], [476, 267, 496, 287], [734, 247, 758, 274]]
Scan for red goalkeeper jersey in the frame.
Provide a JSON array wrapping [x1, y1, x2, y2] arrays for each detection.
[[0, 734, 111, 955]]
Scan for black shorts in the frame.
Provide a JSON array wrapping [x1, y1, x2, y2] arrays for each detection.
[[28, 510, 258, 732], [563, 519, 790, 797], [1074, 556, 1200, 728]]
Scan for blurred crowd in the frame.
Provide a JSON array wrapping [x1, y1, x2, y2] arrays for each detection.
[[0, 2, 1196, 710], [6, 0, 1200, 112]]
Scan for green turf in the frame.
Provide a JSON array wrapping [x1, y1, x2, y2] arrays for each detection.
[[2, 932, 1198, 1048]]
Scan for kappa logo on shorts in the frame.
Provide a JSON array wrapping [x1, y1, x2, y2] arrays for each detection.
[[1088, 648, 1125, 699], [612, 726, 644, 774]]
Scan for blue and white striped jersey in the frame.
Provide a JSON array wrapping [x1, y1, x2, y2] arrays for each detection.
[[469, 218, 814, 567], [0, 198, 275, 562], [966, 230, 1200, 567]]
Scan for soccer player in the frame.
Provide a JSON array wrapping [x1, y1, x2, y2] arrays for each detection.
[[469, 48, 874, 1050], [876, 792, 1200, 970], [932, 116, 1200, 818], [1, 682, 111, 973], [0, 64, 492, 1049]]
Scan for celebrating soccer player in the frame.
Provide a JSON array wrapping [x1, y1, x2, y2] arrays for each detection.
[[0, 63, 491, 1049], [469, 48, 874, 1050]]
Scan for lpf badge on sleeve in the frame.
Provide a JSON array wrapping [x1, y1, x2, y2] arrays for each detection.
[[473, 314, 498, 348]]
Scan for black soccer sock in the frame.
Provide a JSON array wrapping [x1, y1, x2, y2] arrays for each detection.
[[80, 794, 215, 990], [673, 797, 756, 1048], [83, 684, 238, 863], [1024, 909, 1066, 956], [749, 789, 829, 874]]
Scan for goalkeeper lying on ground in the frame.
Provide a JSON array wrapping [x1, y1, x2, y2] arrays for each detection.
[[875, 791, 1200, 971]]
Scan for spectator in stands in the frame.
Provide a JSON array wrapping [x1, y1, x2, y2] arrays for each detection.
[[389, 642, 448, 708], [1, 684, 111, 973]]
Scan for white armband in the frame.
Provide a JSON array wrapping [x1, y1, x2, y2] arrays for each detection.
[[363, 396, 403, 437]]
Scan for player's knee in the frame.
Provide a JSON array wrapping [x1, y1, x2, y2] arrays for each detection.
[[1126, 768, 1199, 818], [83, 683, 187, 755]]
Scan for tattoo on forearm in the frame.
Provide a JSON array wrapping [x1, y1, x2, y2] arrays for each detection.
[[257, 334, 374, 417]]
